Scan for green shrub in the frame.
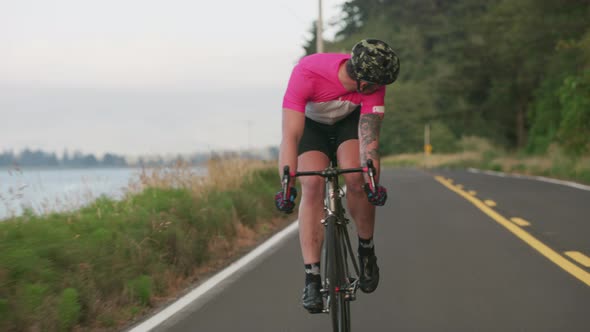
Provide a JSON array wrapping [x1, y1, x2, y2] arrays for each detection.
[[550, 152, 577, 178], [557, 71, 590, 156], [490, 163, 502, 172], [576, 168, 590, 184], [229, 190, 257, 227], [127, 275, 153, 306], [429, 122, 458, 153], [0, 298, 8, 323], [17, 282, 48, 324], [58, 288, 81, 331], [510, 163, 527, 173], [458, 136, 494, 152], [482, 149, 499, 165]]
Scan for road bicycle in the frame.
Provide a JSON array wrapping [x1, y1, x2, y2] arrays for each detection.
[[282, 159, 378, 332]]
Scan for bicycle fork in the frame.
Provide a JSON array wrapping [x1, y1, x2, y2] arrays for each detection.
[[320, 217, 360, 313], [320, 179, 361, 312]]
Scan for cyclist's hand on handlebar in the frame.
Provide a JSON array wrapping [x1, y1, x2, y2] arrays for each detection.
[[275, 187, 298, 214], [363, 184, 388, 206]]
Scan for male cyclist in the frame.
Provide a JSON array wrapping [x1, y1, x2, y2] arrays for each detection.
[[275, 39, 400, 313]]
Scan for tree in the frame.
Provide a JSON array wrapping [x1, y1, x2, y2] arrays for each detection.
[[0, 150, 16, 167], [321, 0, 590, 153], [557, 70, 590, 156], [102, 153, 127, 167], [303, 21, 319, 55]]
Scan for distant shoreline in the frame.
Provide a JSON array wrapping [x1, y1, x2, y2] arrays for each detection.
[[0, 166, 136, 170], [0, 164, 207, 171]]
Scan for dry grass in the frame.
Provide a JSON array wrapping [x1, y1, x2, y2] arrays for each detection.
[[494, 155, 552, 173], [457, 136, 495, 152], [205, 158, 271, 192], [128, 160, 206, 193], [575, 156, 590, 172], [382, 151, 481, 168], [382, 138, 590, 184], [423, 151, 481, 168], [129, 158, 272, 197], [382, 136, 493, 168]]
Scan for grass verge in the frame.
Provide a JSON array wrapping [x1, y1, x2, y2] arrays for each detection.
[[382, 136, 590, 185], [0, 159, 290, 331]]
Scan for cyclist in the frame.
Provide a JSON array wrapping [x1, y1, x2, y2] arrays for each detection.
[[274, 39, 400, 313]]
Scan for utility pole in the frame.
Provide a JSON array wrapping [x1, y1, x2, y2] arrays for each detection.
[[316, 0, 324, 53]]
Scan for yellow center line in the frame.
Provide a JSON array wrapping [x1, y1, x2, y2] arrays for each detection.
[[435, 176, 590, 287], [565, 251, 590, 268], [484, 199, 497, 207], [468, 190, 477, 196], [510, 217, 531, 227]]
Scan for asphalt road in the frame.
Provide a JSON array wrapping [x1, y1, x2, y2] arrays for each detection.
[[136, 168, 590, 332]]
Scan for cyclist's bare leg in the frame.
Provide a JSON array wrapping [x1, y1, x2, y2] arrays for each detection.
[[337, 139, 376, 239], [338, 139, 381, 293], [297, 151, 330, 264]]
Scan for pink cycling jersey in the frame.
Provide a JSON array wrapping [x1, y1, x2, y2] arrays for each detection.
[[282, 53, 386, 125]]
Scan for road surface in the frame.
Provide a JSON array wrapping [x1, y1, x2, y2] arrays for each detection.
[[129, 168, 590, 331]]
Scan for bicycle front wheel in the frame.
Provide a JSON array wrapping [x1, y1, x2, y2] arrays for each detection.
[[325, 215, 350, 332]]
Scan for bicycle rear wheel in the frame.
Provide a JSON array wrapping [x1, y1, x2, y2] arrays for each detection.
[[325, 215, 350, 332]]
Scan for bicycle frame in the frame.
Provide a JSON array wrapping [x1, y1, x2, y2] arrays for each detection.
[[282, 159, 378, 332]]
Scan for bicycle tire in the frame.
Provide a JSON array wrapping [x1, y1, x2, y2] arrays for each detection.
[[326, 215, 350, 332]]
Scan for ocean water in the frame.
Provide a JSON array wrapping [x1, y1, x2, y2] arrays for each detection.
[[0, 167, 205, 220]]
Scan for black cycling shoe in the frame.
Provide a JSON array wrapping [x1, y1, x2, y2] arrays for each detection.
[[359, 254, 380, 293], [302, 281, 324, 313]]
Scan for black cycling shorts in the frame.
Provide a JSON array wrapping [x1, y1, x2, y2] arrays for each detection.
[[298, 108, 360, 161]]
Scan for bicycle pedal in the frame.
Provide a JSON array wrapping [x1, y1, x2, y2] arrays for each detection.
[[307, 308, 325, 314], [345, 293, 356, 301]]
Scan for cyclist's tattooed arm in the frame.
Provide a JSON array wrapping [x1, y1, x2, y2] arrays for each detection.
[[359, 113, 383, 180]]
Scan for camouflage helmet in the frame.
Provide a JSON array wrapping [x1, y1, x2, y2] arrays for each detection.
[[350, 39, 400, 85]]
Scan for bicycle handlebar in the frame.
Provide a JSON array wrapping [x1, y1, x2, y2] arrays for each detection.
[[282, 159, 378, 200]]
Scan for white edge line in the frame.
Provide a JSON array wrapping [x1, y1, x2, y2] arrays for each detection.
[[127, 220, 299, 332], [467, 168, 590, 191]]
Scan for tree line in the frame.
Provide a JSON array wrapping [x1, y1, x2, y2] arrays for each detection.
[[0, 147, 280, 168], [305, 0, 590, 156], [0, 149, 128, 168]]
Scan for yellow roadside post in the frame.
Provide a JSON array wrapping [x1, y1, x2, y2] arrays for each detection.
[[424, 123, 432, 168]]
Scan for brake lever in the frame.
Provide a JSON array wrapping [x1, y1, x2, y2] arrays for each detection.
[[282, 166, 291, 200], [366, 159, 377, 192]]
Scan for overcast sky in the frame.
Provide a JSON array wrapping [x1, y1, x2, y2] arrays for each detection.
[[0, 0, 348, 158]]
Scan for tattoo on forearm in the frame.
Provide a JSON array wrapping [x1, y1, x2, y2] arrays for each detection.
[[365, 148, 379, 162], [359, 114, 382, 164]]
